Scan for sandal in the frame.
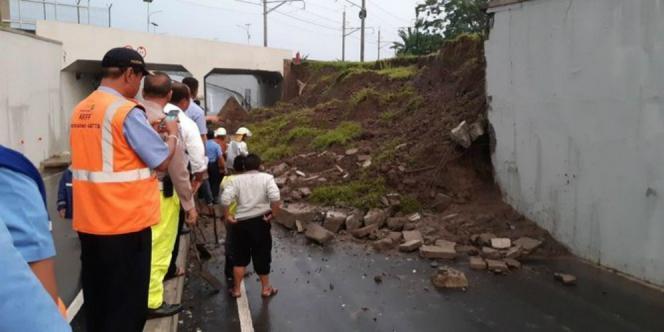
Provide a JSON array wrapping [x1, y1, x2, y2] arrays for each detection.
[[261, 287, 278, 298]]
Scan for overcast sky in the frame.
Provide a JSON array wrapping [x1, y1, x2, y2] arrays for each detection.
[[31, 0, 421, 61]]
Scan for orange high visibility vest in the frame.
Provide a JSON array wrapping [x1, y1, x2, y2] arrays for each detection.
[[70, 89, 160, 235]]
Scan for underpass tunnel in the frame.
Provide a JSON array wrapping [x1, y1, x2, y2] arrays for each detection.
[[204, 69, 283, 115]]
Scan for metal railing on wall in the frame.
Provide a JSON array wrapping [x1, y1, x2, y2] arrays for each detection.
[[5, 0, 112, 30]]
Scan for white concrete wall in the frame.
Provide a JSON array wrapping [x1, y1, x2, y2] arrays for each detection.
[[35, 20, 292, 93], [486, 0, 664, 286], [0, 27, 64, 164]]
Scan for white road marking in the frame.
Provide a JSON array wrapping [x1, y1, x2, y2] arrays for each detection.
[[66, 289, 84, 323], [237, 280, 254, 332]]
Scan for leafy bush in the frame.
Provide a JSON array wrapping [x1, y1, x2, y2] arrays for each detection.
[[310, 180, 387, 209], [311, 122, 362, 150]]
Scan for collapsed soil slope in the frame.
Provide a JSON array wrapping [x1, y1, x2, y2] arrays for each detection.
[[243, 36, 565, 256]]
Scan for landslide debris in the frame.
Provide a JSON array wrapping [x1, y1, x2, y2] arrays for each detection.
[[238, 35, 567, 286]]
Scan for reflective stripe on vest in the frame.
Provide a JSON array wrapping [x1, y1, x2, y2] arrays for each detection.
[[73, 98, 150, 183]]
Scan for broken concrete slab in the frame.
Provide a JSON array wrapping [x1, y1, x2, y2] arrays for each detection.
[[432, 193, 453, 211], [323, 211, 348, 233], [386, 217, 408, 231], [402, 223, 417, 231], [486, 259, 509, 273], [456, 245, 480, 256], [274, 216, 296, 230], [305, 223, 335, 245], [407, 213, 422, 222], [387, 232, 402, 242], [450, 121, 472, 148], [505, 246, 523, 259], [419, 244, 457, 260], [345, 148, 359, 155], [468, 121, 485, 141], [402, 230, 423, 243], [372, 238, 396, 252], [514, 237, 543, 251], [274, 176, 288, 188], [491, 238, 512, 249], [295, 170, 306, 177], [299, 187, 312, 197], [399, 239, 423, 252], [434, 239, 457, 248], [431, 266, 468, 289], [364, 209, 388, 228], [471, 233, 496, 246], [351, 224, 379, 239], [481, 247, 502, 259], [345, 213, 363, 231], [469, 256, 487, 270], [504, 258, 521, 269], [554, 273, 577, 286]]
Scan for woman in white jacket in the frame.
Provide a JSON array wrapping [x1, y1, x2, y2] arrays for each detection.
[[226, 127, 251, 172]]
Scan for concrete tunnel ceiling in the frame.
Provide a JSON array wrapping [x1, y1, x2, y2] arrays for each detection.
[[62, 59, 190, 76], [204, 68, 283, 113]]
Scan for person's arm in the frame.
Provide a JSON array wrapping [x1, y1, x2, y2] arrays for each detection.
[[216, 144, 225, 169], [239, 141, 249, 156], [29, 258, 58, 303], [266, 175, 281, 218], [56, 173, 67, 218], [221, 180, 237, 223], [123, 108, 177, 172]]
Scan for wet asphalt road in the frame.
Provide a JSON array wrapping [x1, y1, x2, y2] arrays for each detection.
[[181, 222, 664, 332]]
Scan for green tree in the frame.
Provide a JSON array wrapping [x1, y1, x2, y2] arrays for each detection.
[[416, 0, 489, 39], [391, 27, 445, 56]]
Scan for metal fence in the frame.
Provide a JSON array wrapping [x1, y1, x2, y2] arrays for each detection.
[[7, 0, 111, 30]]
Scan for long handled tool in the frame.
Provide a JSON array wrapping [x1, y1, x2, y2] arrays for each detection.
[[210, 204, 220, 245], [190, 225, 222, 292]]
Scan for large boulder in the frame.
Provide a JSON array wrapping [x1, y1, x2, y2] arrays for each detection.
[[364, 209, 388, 228], [402, 230, 423, 243], [351, 224, 379, 239], [323, 210, 347, 233], [386, 217, 408, 231], [305, 223, 335, 245], [345, 213, 363, 231]]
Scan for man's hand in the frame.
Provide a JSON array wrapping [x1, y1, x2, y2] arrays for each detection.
[[58, 209, 66, 219], [185, 208, 198, 226], [191, 178, 202, 193], [263, 212, 273, 224], [165, 118, 179, 136], [225, 214, 237, 225]]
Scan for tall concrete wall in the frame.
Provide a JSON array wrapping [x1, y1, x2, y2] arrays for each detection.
[[0, 27, 64, 164], [486, 0, 664, 286]]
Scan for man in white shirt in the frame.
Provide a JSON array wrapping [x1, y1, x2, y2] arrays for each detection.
[[168, 82, 208, 181]]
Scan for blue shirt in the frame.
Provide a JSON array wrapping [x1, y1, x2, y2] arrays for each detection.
[[205, 140, 223, 163], [0, 216, 71, 332], [98, 86, 169, 169], [0, 168, 55, 263], [185, 99, 207, 135]]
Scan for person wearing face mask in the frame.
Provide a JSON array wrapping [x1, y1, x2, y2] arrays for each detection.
[[69, 47, 177, 331]]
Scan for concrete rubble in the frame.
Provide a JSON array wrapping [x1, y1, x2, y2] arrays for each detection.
[[486, 259, 509, 273], [420, 241, 457, 260], [364, 209, 388, 228], [490, 238, 511, 249], [399, 239, 423, 252], [469, 256, 487, 270], [431, 266, 468, 289], [554, 273, 577, 286], [323, 210, 347, 233], [305, 223, 335, 245]]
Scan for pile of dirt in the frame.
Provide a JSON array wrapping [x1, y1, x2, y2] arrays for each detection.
[[215, 96, 248, 135], [237, 35, 567, 260]]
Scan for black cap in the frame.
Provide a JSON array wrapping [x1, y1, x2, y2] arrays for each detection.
[[101, 47, 151, 75]]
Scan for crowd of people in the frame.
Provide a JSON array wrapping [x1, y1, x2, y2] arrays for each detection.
[[0, 47, 281, 331]]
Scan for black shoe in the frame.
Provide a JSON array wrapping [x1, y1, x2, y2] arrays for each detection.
[[147, 303, 183, 319]]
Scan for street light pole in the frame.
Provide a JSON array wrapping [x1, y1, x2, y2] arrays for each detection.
[[360, 0, 366, 62]]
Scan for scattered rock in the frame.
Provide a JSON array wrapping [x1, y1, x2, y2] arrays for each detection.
[[450, 121, 472, 148], [295, 220, 305, 233], [434, 239, 456, 248], [471, 233, 496, 246], [432, 193, 453, 211], [299, 187, 312, 197], [323, 211, 347, 233], [387, 232, 402, 242], [456, 245, 480, 256], [514, 237, 543, 252], [372, 238, 396, 251], [407, 213, 422, 222], [274, 216, 296, 230], [345, 213, 363, 231], [357, 155, 371, 162], [505, 246, 523, 259], [486, 259, 509, 273], [274, 176, 288, 188], [272, 163, 289, 176], [431, 266, 468, 289], [399, 239, 423, 252], [290, 190, 303, 201], [362, 159, 372, 168], [345, 148, 359, 155], [374, 275, 383, 284], [364, 209, 388, 228], [351, 224, 379, 239], [554, 273, 576, 286], [419, 243, 457, 260], [468, 120, 485, 141], [305, 223, 335, 245], [295, 170, 306, 177], [481, 247, 502, 259], [402, 223, 417, 231], [402, 230, 423, 243], [491, 238, 511, 249], [469, 256, 487, 270], [386, 217, 408, 231], [504, 258, 521, 269]]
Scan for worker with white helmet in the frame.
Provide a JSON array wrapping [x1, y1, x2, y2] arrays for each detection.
[[226, 127, 252, 172]]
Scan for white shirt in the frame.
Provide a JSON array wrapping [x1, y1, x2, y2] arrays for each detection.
[[164, 103, 208, 174], [221, 171, 280, 221], [226, 140, 248, 170]]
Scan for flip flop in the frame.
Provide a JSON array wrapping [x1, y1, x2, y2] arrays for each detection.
[[261, 287, 278, 298]]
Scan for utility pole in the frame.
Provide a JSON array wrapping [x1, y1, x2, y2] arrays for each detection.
[[342, 11, 345, 61], [146, 1, 150, 32], [108, 3, 112, 27], [377, 28, 380, 61], [238, 23, 252, 44], [76, 0, 81, 24], [262, 0, 303, 47], [359, 0, 366, 62]]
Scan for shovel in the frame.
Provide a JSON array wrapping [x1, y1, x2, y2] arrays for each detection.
[[190, 225, 223, 292]]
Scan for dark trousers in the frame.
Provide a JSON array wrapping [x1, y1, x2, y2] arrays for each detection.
[[166, 207, 185, 278], [79, 228, 152, 332], [228, 216, 272, 275], [208, 162, 222, 202]]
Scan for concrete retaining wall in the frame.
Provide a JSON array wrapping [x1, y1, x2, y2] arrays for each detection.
[[486, 0, 664, 286], [0, 27, 64, 164]]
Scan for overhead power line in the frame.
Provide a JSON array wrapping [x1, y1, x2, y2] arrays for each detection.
[[367, 0, 411, 24]]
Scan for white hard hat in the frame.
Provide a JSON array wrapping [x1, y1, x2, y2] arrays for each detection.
[[236, 127, 252, 137], [214, 127, 227, 136]]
